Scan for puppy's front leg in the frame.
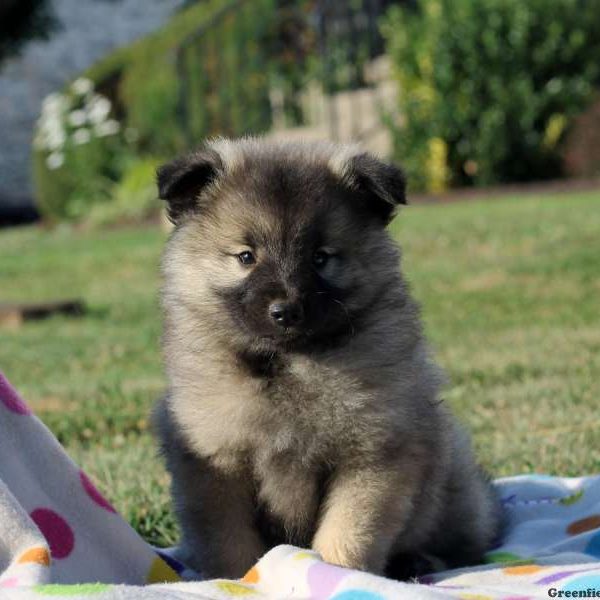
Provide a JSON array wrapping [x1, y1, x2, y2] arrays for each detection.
[[256, 453, 319, 544], [169, 450, 266, 578], [312, 460, 421, 574]]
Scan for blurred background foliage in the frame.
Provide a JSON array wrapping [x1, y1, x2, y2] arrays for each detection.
[[30, 0, 600, 224], [32, 0, 301, 224], [383, 0, 600, 190]]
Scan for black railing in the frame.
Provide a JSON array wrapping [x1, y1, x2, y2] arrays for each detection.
[[175, 0, 401, 148]]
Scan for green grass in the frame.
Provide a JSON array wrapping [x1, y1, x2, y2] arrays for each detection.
[[1, 190, 599, 547]]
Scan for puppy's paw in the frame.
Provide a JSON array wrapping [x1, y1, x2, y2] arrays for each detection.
[[313, 541, 364, 571], [312, 529, 374, 572]]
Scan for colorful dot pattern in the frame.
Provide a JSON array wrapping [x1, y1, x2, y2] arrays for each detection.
[[34, 583, 111, 596], [30, 508, 75, 560], [216, 581, 257, 596], [331, 591, 385, 600], [587, 532, 600, 558], [567, 514, 600, 535], [17, 547, 51, 567], [308, 562, 351, 600], [241, 566, 259, 584], [145, 556, 181, 584], [154, 549, 186, 575], [79, 471, 116, 514]]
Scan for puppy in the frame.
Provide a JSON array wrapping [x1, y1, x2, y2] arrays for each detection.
[[153, 138, 502, 580]]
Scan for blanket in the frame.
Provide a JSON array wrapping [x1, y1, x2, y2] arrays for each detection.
[[1, 371, 599, 599]]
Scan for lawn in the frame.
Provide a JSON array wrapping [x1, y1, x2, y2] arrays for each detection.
[[1, 190, 599, 548]]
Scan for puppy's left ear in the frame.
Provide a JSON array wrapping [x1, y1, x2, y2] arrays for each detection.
[[157, 148, 223, 224], [346, 153, 407, 224]]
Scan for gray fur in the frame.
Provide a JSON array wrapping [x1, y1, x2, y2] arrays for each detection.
[[153, 137, 503, 579]]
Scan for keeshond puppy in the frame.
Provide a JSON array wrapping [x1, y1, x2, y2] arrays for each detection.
[[153, 138, 502, 580]]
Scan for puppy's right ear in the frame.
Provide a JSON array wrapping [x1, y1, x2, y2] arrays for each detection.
[[157, 148, 223, 224]]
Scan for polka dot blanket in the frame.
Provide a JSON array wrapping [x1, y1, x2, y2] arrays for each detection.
[[1, 371, 599, 599]]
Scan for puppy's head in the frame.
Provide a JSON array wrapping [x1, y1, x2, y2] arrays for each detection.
[[158, 138, 406, 352]]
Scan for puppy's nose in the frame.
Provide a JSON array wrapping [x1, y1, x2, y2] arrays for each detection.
[[269, 301, 304, 328]]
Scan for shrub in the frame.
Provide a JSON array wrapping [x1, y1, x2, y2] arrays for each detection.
[[383, 0, 600, 191], [33, 78, 131, 221], [85, 157, 162, 228]]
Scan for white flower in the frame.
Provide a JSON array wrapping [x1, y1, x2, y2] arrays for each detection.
[[95, 119, 120, 137], [73, 128, 91, 145], [46, 152, 64, 170], [87, 95, 111, 124], [71, 77, 93, 96], [68, 110, 87, 127], [43, 123, 66, 150], [42, 93, 67, 114]]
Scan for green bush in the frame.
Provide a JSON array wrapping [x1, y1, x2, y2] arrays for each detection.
[[33, 79, 131, 221], [85, 157, 163, 228], [383, 0, 600, 191]]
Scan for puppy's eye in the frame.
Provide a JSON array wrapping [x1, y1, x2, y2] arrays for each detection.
[[238, 251, 256, 266], [313, 249, 330, 268]]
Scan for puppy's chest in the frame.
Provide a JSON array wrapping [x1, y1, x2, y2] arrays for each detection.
[[249, 353, 368, 460]]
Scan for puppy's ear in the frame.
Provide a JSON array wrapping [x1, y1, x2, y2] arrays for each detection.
[[346, 153, 407, 224], [157, 148, 223, 223]]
